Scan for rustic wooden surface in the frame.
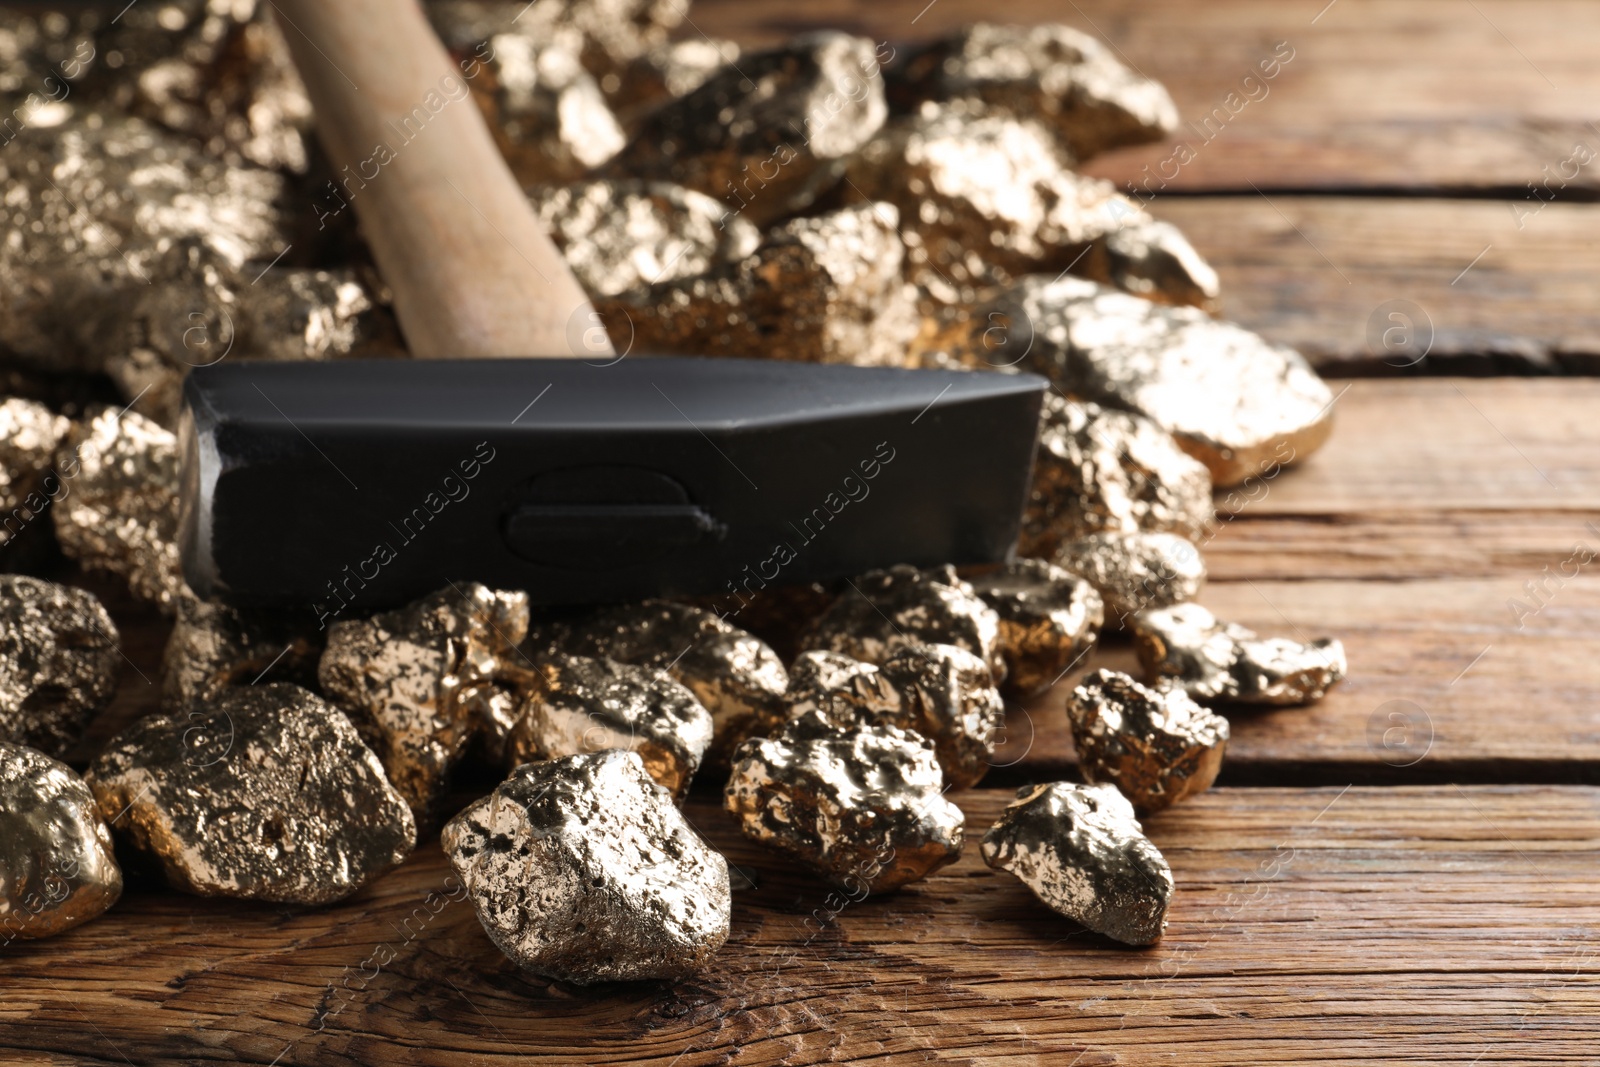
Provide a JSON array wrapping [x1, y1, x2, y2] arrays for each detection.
[[7, 787, 1599, 1066], [6, 2, 1600, 1065]]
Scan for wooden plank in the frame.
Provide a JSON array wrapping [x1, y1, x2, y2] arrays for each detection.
[[689, 0, 1600, 194], [1148, 197, 1600, 373], [4, 785, 1596, 1065]]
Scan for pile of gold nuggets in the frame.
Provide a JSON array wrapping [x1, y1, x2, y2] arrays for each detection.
[[0, 0, 1346, 982]]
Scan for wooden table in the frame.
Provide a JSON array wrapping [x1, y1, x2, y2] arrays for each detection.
[[7, 2, 1600, 1064]]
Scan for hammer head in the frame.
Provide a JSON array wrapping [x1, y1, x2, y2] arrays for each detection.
[[179, 357, 1045, 618]]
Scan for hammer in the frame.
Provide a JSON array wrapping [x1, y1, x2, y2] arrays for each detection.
[[271, 0, 609, 360], [178, 0, 1046, 610]]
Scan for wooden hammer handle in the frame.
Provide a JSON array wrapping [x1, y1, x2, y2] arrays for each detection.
[[271, 0, 611, 359]]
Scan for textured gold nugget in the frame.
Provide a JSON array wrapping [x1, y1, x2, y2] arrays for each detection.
[[889, 23, 1178, 161], [1054, 531, 1205, 629], [1131, 603, 1347, 705], [428, 0, 686, 80], [1067, 669, 1229, 815], [0, 398, 70, 548], [530, 599, 788, 762], [1020, 394, 1214, 558], [530, 179, 759, 297], [160, 599, 323, 712], [469, 33, 626, 185], [773, 647, 1005, 789], [443, 750, 731, 985], [608, 32, 889, 226], [973, 559, 1103, 699], [0, 576, 120, 759], [598, 201, 920, 366], [87, 684, 415, 905], [772, 650, 901, 734], [507, 654, 713, 800], [725, 711, 964, 892], [319, 584, 532, 815], [0, 742, 121, 940], [802, 564, 1004, 679], [1005, 276, 1334, 486], [981, 781, 1172, 945], [52, 407, 188, 612], [846, 106, 1216, 308]]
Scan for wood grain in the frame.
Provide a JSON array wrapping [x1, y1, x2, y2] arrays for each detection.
[[690, 0, 1600, 194], [1149, 197, 1600, 373], [3, 786, 1595, 1065]]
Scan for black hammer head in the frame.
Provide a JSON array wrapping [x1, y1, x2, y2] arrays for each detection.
[[179, 357, 1045, 618]]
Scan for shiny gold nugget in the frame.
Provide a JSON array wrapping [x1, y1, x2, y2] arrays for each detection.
[[846, 106, 1215, 308], [0, 398, 70, 548], [52, 407, 188, 612], [802, 564, 1004, 680], [0, 741, 122, 941], [607, 32, 889, 226], [160, 599, 322, 712], [771, 650, 901, 734], [319, 583, 532, 815], [529, 179, 759, 297], [889, 22, 1178, 161], [1020, 394, 1214, 559], [530, 599, 788, 763], [507, 653, 713, 800], [442, 750, 730, 985], [773, 646, 1005, 789], [1006, 276, 1334, 486], [725, 711, 964, 892], [470, 33, 626, 185], [1053, 530, 1206, 629], [981, 781, 1172, 945], [1067, 668, 1229, 815], [1131, 603, 1347, 705], [973, 559, 1103, 700], [87, 684, 415, 905], [428, 0, 686, 78], [880, 643, 1006, 789], [597, 201, 920, 367], [0, 576, 120, 759]]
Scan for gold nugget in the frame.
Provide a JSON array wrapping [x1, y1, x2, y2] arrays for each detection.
[[88, 684, 415, 905], [607, 32, 889, 226], [0, 576, 120, 759], [319, 583, 532, 815], [1131, 603, 1347, 705], [529, 599, 788, 763], [981, 781, 1172, 945], [443, 750, 731, 984], [530, 179, 760, 297], [973, 559, 1103, 699], [160, 599, 323, 712], [1002, 276, 1334, 486], [507, 653, 713, 800], [771, 646, 1004, 789], [51, 407, 188, 612], [0, 741, 122, 940], [1020, 394, 1214, 559], [1053, 530, 1206, 629], [0, 398, 70, 549], [1067, 668, 1229, 814], [725, 710, 964, 892], [597, 202, 920, 366], [889, 23, 1178, 161], [801, 564, 1004, 680], [846, 106, 1216, 308]]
